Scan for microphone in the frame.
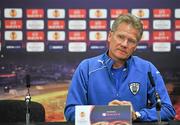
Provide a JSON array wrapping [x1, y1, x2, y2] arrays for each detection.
[[148, 72, 161, 124], [25, 74, 31, 125], [148, 72, 161, 110], [26, 74, 31, 88], [148, 72, 155, 87]]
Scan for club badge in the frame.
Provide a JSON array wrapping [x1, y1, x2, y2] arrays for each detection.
[[129, 82, 140, 95]]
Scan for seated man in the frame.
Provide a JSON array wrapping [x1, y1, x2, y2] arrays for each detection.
[[64, 13, 176, 122]]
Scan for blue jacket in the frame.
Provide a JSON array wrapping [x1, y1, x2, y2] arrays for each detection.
[[64, 52, 176, 122]]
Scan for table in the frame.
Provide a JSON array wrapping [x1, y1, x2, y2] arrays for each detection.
[[0, 121, 180, 125]]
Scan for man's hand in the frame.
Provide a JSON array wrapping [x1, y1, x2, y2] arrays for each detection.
[[132, 111, 137, 121], [108, 100, 138, 121], [108, 100, 132, 106]]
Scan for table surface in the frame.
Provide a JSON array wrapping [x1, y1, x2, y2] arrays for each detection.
[[0, 121, 180, 125]]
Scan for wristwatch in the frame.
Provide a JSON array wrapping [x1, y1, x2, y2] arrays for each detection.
[[135, 112, 141, 119]]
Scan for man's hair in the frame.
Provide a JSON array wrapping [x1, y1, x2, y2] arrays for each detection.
[[111, 13, 143, 42]]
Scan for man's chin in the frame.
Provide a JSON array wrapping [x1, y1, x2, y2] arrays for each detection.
[[116, 54, 128, 60], [116, 56, 128, 61]]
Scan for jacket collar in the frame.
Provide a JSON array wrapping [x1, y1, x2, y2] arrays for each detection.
[[102, 50, 132, 78]]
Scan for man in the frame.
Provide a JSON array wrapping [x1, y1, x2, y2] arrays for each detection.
[[64, 13, 176, 122]]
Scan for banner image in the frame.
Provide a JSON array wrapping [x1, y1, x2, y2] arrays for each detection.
[[0, 0, 180, 121]]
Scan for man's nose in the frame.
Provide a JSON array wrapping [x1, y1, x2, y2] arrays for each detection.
[[121, 38, 128, 46]]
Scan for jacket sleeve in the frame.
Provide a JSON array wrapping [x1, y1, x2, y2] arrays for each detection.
[[138, 63, 176, 121], [64, 60, 89, 122]]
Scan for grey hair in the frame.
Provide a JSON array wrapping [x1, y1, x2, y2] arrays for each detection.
[[111, 13, 143, 42]]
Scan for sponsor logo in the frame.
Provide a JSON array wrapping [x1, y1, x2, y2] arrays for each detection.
[[175, 31, 180, 41], [89, 20, 107, 29], [69, 31, 86, 41], [153, 20, 171, 29], [141, 20, 149, 29], [153, 31, 172, 41], [175, 9, 180, 18], [89, 31, 107, 41], [153, 42, 171, 52], [110, 20, 114, 29], [5, 20, 23, 29], [141, 31, 149, 41], [68, 42, 87, 52], [26, 20, 44, 29], [47, 31, 65, 41], [26, 31, 44, 41], [68, 9, 86, 18], [90, 45, 106, 50], [175, 20, 180, 29], [110, 9, 128, 18], [89, 9, 107, 19], [153, 9, 171, 18], [6, 45, 22, 50], [26, 9, 44, 18], [131, 9, 150, 18], [47, 20, 65, 30], [68, 20, 86, 30], [137, 44, 148, 50], [26, 42, 45, 52], [4, 8, 22, 18], [175, 43, 180, 50], [48, 45, 64, 50], [47, 9, 65, 18], [5, 31, 22, 40]]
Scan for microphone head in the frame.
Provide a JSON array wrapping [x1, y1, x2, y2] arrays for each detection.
[[148, 72, 155, 87], [26, 74, 30, 88]]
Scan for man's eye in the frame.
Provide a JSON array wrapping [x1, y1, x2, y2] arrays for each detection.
[[119, 35, 125, 39], [128, 39, 136, 44]]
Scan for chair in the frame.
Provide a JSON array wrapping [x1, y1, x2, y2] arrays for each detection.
[[0, 100, 45, 123]]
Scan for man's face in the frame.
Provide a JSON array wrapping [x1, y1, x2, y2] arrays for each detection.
[[108, 22, 139, 61]]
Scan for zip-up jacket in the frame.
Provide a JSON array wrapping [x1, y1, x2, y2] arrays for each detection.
[[64, 52, 176, 122]]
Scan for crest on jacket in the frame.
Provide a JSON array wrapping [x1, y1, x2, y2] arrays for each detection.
[[129, 82, 140, 95]]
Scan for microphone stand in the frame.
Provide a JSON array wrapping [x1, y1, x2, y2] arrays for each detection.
[[25, 75, 31, 125], [148, 72, 162, 125], [155, 91, 162, 125]]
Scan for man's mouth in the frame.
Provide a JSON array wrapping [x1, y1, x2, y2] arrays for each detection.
[[117, 49, 127, 54]]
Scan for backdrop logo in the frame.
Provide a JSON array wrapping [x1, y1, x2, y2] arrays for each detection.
[[47, 9, 65, 19], [68, 9, 86, 18], [131, 9, 149, 18], [110, 9, 128, 18], [153, 31, 172, 41], [69, 31, 86, 41], [26, 20, 44, 30], [26, 9, 44, 18], [5, 20, 23, 29], [89, 9, 107, 19], [9, 9, 17, 17], [5, 31, 22, 41], [27, 31, 44, 41], [89, 31, 107, 41], [89, 20, 107, 29], [48, 20, 65, 30], [153, 9, 171, 18], [4, 8, 22, 18], [153, 20, 171, 29], [141, 20, 149, 29], [48, 31, 65, 41]]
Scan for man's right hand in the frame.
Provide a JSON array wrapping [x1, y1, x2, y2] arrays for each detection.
[[108, 100, 132, 106], [108, 100, 138, 121]]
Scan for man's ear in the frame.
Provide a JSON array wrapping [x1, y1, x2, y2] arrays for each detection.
[[133, 45, 137, 52], [107, 31, 113, 43]]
